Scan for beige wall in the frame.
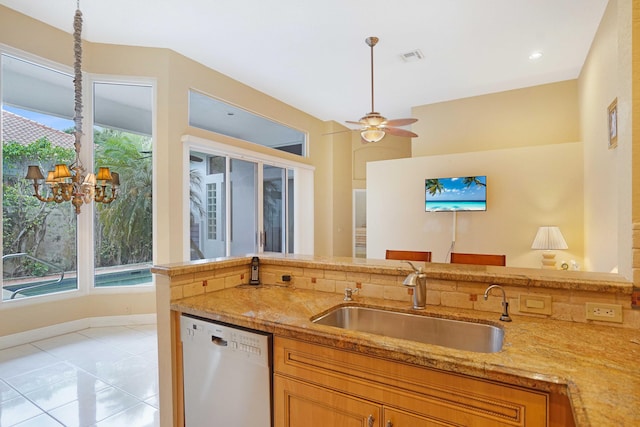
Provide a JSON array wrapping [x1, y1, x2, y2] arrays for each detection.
[[367, 143, 584, 268], [571, 2, 633, 278], [633, 0, 640, 289], [578, 0, 633, 275], [385, 0, 634, 278], [411, 80, 580, 157], [352, 132, 412, 189]]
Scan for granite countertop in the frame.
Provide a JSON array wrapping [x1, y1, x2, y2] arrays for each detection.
[[172, 284, 640, 427]]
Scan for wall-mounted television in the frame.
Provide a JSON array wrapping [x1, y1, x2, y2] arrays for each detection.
[[425, 176, 487, 212]]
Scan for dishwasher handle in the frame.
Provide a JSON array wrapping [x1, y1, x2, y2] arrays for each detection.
[[211, 335, 228, 346]]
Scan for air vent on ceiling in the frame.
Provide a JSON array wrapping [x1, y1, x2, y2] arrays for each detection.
[[401, 49, 424, 62]]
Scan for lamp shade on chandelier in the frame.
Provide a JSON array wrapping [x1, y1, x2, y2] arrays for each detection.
[[24, 3, 119, 214]]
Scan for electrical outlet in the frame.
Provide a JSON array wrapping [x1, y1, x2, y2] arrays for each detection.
[[585, 302, 623, 323]]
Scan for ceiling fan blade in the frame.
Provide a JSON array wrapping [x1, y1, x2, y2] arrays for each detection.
[[384, 127, 418, 138], [385, 118, 418, 127], [346, 120, 366, 126]]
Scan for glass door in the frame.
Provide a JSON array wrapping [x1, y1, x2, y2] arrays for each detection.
[[263, 165, 285, 253], [229, 158, 258, 256], [188, 149, 296, 259]]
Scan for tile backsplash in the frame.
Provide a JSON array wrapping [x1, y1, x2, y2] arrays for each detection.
[[166, 257, 638, 329]]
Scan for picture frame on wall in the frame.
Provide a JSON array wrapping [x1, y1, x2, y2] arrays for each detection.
[[608, 98, 618, 149]]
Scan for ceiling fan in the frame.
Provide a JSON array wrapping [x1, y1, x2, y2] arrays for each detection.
[[348, 36, 419, 144]]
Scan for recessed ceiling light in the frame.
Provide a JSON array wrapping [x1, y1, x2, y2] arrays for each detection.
[[529, 51, 543, 61]]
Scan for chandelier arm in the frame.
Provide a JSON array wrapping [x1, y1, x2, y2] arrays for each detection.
[[32, 184, 56, 203]]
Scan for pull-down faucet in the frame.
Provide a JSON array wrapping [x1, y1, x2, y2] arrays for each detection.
[[483, 284, 512, 322], [402, 261, 427, 309]]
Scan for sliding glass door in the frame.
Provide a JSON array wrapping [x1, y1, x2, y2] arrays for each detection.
[[189, 150, 295, 259], [263, 165, 285, 253], [230, 159, 258, 256]]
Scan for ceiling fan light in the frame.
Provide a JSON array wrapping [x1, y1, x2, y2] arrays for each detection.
[[361, 128, 385, 143], [362, 112, 386, 127]]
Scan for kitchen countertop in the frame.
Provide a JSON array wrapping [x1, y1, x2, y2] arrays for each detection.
[[171, 284, 640, 427]]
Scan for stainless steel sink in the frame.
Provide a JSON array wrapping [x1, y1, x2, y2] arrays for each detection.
[[312, 306, 504, 353]]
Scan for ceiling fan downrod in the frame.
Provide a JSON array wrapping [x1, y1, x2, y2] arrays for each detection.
[[366, 36, 379, 114]]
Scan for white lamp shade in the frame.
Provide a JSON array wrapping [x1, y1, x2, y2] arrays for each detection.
[[531, 226, 568, 250]]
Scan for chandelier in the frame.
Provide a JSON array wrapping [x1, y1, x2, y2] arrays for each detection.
[[25, 2, 119, 214]]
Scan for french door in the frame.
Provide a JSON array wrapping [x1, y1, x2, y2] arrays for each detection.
[[189, 150, 292, 259]]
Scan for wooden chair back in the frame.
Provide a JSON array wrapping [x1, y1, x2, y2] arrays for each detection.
[[385, 250, 432, 262], [450, 252, 506, 266]]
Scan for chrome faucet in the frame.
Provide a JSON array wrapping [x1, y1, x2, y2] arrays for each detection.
[[343, 287, 358, 301], [402, 261, 427, 309], [483, 284, 512, 322]]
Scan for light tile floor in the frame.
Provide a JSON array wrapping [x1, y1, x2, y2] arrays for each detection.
[[0, 325, 158, 427]]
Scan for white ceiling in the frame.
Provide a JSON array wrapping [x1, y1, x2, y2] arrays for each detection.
[[0, 0, 609, 124]]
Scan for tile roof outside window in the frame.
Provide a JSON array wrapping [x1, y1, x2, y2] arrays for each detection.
[[2, 110, 74, 149]]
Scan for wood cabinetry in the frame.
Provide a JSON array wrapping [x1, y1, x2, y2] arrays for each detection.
[[275, 375, 381, 426], [274, 336, 571, 427]]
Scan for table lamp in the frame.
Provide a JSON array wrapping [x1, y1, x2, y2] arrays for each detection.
[[531, 226, 568, 269]]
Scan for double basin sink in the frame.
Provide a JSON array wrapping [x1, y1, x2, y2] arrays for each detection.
[[312, 306, 504, 353]]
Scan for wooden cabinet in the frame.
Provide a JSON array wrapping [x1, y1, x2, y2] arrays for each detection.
[[274, 336, 571, 427], [275, 375, 381, 426]]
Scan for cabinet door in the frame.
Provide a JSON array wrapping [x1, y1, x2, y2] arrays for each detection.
[[383, 407, 459, 427], [275, 374, 382, 427]]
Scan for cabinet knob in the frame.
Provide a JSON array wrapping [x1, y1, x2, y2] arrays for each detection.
[[386, 421, 393, 427], [367, 414, 375, 427]]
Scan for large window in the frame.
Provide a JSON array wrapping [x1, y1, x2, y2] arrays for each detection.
[[2, 55, 78, 301], [188, 90, 307, 156], [92, 82, 153, 288], [1, 53, 154, 301]]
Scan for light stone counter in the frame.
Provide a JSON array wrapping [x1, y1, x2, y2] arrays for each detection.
[[171, 285, 639, 427], [155, 255, 638, 426]]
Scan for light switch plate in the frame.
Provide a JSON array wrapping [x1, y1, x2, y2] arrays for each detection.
[[519, 294, 552, 315]]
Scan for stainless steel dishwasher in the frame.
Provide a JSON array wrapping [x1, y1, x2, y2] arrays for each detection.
[[181, 314, 272, 426]]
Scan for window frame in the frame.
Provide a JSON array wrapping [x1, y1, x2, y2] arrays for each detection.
[[0, 48, 157, 306], [86, 74, 157, 295]]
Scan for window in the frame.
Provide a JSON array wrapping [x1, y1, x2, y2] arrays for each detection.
[[188, 90, 307, 156], [92, 82, 153, 288], [2, 54, 78, 300], [1, 52, 154, 300], [206, 183, 216, 240]]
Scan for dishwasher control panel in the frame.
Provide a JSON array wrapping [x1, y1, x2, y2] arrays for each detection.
[[181, 315, 270, 366]]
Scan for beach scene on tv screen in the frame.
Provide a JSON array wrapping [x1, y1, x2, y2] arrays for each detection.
[[425, 176, 487, 212]]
